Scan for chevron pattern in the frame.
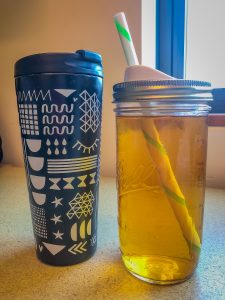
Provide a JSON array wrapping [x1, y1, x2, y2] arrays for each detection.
[[68, 241, 87, 255]]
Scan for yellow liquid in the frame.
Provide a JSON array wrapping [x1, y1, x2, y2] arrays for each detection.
[[117, 116, 207, 284]]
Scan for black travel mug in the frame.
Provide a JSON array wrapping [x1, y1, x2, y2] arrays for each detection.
[[14, 50, 103, 266]]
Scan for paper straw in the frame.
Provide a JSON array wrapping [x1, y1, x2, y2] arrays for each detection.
[[114, 12, 201, 254], [142, 123, 201, 253], [114, 12, 139, 66]]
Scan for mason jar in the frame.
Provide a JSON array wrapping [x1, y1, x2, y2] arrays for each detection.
[[113, 80, 212, 285]]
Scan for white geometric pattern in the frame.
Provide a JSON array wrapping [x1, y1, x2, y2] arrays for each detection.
[[31, 204, 47, 239], [18, 104, 39, 135], [66, 191, 95, 220], [79, 91, 101, 133]]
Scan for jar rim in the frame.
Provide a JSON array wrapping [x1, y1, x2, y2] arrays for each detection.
[[113, 80, 213, 116], [113, 80, 213, 104], [113, 79, 211, 91]]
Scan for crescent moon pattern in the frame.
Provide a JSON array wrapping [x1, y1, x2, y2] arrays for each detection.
[[28, 156, 44, 171], [32, 192, 46, 205], [30, 175, 46, 190], [26, 139, 42, 152]]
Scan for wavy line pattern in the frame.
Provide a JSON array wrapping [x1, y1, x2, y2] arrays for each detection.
[[17, 90, 51, 101], [42, 115, 74, 125], [41, 104, 74, 113], [43, 126, 74, 135]]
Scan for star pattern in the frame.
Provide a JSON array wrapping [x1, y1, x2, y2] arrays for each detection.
[[51, 197, 63, 208], [53, 230, 64, 240], [66, 191, 95, 220], [50, 214, 62, 224]]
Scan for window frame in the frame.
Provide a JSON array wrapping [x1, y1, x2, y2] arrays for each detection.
[[155, 0, 225, 121], [156, 0, 186, 79]]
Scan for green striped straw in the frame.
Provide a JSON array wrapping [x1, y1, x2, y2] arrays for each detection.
[[114, 12, 139, 66]]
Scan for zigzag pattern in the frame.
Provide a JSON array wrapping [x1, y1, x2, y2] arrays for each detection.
[[41, 104, 74, 114], [42, 115, 74, 125], [17, 90, 51, 101], [43, 126, 74, 135]]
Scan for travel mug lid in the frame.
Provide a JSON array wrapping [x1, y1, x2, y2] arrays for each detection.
[[14, 50, 103, 78]]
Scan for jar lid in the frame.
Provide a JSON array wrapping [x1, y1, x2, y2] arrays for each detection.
[[113, 79, 212, 102], [113, 80, 213, 116], [14, 50, 103, 78]]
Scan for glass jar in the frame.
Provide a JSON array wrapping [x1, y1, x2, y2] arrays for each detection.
[[113, 80, 212, 285]]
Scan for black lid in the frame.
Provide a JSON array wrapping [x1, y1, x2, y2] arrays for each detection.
[[14, 50, 103, 78]]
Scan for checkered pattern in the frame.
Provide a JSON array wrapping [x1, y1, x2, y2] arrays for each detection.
[[18, 104, 39, 135], [31, 204, 47, 239]]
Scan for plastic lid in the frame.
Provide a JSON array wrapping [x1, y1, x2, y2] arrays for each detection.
[[14, 50, 103, 78]]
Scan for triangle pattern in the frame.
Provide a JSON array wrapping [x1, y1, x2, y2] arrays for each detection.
[[54, 89, 76, 97], [43, 242, 66, 255]]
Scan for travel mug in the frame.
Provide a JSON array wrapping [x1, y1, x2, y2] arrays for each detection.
[[14, 50, 103, 266], [113, 80, 212, 284]]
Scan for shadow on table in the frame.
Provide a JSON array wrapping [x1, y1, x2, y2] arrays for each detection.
[[0, 244, 202, 300], [0, 245, 128, 299], [0, 245, 66, 297]]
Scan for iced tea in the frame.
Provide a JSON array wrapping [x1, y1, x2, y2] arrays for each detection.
[[117, 116, 207, 284]]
